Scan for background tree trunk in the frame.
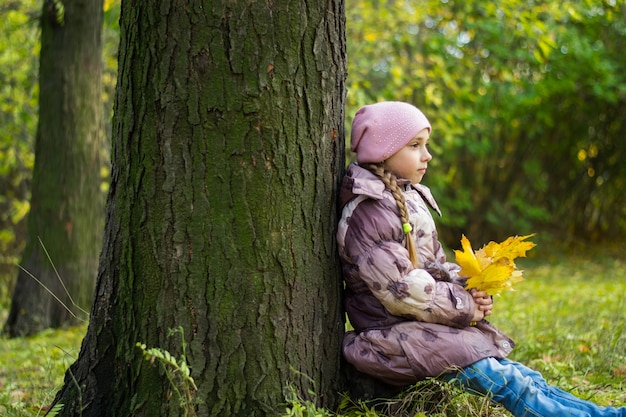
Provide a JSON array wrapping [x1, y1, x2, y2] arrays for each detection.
[[52, 0, 346, 416], [4, 0, 105, 337]]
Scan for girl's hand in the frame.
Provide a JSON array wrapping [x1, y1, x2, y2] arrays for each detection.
[[470, 289, 493, 322]]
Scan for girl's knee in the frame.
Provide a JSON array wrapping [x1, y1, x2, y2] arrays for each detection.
[[455, 358, 533, 397]]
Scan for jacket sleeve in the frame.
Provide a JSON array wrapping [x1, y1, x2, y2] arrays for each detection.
[[423, 258, 469, 289], [356, 242, 475, 328], [342, 198, 475, 328], [445, 261, 470, 288]]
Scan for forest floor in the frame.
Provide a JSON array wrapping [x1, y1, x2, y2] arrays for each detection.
[[1, 245, 625, 416]]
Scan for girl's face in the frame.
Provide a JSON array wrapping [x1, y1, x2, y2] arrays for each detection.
[[383, 128, 432, 184]]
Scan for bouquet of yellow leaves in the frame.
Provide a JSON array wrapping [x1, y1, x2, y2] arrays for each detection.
[[454, 234, 536, 296]]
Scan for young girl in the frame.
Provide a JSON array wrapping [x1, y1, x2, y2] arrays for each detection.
[[338, 101, 625, 417]]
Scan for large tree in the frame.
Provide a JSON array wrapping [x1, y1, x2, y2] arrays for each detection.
[[4, 0, 105, 336], [52, 0, 346, 416]]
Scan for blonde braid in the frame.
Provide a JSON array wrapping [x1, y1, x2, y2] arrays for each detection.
[[363, 163, 419, 268]]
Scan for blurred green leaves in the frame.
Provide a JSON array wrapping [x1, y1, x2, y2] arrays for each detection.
[[346, 0, 626, 246], [0, 0, 39, 272]]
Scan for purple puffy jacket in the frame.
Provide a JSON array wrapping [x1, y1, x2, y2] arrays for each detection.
[[337, 163, 514, 386]]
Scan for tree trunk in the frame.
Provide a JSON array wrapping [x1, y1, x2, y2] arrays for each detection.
[[52, 0, 346, 416], [4, 0, 105, 337]]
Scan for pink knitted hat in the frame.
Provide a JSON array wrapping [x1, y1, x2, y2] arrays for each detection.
[[350, 101, 431, 163]]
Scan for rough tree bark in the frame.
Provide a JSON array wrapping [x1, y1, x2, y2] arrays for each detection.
[[52, 0, 346, 416], [4, 0, 105, 337]]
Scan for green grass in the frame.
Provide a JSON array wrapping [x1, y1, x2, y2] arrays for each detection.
[[488, 253, 626, 407], [1, 249, 625, 416], [0, 323, 86, 416]]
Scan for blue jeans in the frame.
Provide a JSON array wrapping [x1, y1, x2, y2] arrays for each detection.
[[443, 357, 626, 417]]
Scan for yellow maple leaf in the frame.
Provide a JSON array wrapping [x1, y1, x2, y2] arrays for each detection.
[[481, 234, 537, 261], [454, 234, 536, 296], [455, 235, 483, 278]]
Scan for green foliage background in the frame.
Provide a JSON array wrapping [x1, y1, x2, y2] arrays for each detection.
[[0, 1, 39, 289], [346, 0, 626, 247]]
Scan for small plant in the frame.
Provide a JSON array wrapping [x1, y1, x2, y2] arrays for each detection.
[[15, 237, 91, 325], [46, 403, 64, 417], [136, 326, 198, 417], [282, 367, 346, 417], [283, 383, 340, 417]]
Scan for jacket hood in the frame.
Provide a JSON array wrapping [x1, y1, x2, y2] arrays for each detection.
[[339, 163, 442, 216]]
